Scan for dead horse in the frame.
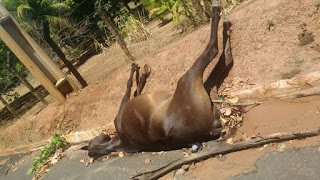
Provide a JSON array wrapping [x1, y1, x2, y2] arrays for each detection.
[[83, 0, 233, 157]]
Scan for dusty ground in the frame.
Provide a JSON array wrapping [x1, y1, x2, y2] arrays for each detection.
[[165, 96, 320, 180], [0, 0, 319, 162]]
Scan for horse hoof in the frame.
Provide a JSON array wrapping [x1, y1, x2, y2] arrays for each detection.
[[142, 64, 151, 76], [223, 17, 232, 28], [212, 0, 221, 8]]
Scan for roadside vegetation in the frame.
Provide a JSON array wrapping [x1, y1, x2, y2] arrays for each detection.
[[27, 134, 68, 178]]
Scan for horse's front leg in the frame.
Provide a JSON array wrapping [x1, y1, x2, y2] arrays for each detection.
[[204, 17, 233, 99], [134, 64, 151, 97]]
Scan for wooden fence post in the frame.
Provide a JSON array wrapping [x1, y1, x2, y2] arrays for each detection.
[[0, 95, 19, 118]]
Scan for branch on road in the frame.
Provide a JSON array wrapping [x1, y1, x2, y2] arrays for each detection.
[[132, 129, 320, 180]]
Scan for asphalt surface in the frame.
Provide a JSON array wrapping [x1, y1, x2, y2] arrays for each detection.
[[229, 146, 320, 180], [1, 142, 320, 180]]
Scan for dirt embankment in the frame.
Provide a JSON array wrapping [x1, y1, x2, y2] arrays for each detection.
[[0, 0, 319, 153]]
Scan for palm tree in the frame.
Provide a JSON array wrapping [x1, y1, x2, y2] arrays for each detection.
[[16, 0, 87, 87]]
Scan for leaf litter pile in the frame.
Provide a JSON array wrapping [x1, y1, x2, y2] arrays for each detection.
[[215, 96, 244, 141]]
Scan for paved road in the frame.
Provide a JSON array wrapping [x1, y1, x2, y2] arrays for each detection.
[[1, 142, 320, 180], [230, 146, 320, 180]]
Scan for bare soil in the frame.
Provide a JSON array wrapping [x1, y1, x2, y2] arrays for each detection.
[[0, 0, 320, 177]]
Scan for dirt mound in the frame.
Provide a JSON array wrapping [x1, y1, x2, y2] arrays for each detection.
[[1, 0, 319, 151]]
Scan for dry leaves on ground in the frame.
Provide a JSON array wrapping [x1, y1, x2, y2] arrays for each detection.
[[119, 151, 125, 157], [226, 138, 234, 144], [215, 96, 244, 138], [278, 144, 286, 152]]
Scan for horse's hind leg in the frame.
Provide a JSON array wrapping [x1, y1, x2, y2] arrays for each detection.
[[134, 64, 151, 97], [204, 17, 233, 99], [188, 0, 221, 76], [171, 0, 221, 98], [204, 17, 233, 137]]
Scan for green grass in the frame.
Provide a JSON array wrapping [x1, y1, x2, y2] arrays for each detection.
[[27, 134, 68, 175]]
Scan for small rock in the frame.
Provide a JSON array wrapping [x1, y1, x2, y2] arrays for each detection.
[[80, 159, 85, 163], [85, 162, 90, 167], [144, 159, 151, 163], [12, 168, 17, 172], [157, 151, 165, 155]]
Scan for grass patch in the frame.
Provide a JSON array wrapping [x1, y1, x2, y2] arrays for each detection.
[[27, 134, 68, 175]]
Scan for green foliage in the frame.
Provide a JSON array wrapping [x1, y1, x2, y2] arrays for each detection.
[[140, 0, 177, 21], [266, 18, 275, 31], [27, 134, 68, 175], [117, 13, 151, 43], [140, 0, 197, 23], [16, 0, 70, 27]]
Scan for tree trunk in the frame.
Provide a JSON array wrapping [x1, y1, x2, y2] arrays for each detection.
[[93, 2, 136, 62], [43, 20, 88, 88]]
